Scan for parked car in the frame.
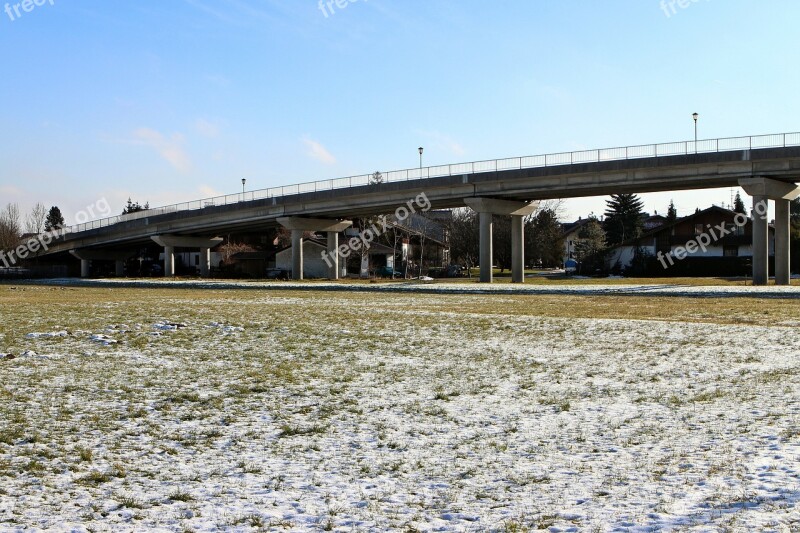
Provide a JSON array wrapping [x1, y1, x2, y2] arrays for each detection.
[[429, 265, 465, 278], [375, 266, 403, 278], [265, 268, 290, 280]]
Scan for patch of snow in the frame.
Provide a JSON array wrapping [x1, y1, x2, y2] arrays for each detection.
[[90, 334, 117, 346], [25, 331, 68, 339], [153, 322, 187, 331]]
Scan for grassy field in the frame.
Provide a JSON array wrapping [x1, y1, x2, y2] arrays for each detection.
[[1, 284, 799, 531]]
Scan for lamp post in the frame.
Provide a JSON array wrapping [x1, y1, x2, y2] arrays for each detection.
[[418, 147, 424, 175], [692, 113, 699, 153], [241, 178, 246, 201]]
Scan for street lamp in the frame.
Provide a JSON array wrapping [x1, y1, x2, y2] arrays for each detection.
[[418, 147, 424, 174], [692, 113, 699, 153], [241, 178, 246, 201]]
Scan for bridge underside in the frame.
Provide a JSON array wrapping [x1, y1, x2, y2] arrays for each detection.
[[37, 147, 800, 285]]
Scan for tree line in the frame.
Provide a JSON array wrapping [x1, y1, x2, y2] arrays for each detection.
[[0, 204, 65, 253]]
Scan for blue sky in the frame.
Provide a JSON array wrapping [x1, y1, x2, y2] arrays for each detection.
[[1, 0, 799, 224]]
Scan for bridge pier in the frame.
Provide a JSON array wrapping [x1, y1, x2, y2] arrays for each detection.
[[277, 217, 352, 280], [775, 199, 790, 286], [199, 248, 211, 278], [739, 178, 800, 286], [327, 232, 340, 280], [70, 250, 131, 278], [464, 198, 539, 284], [152, 235, 224, 278], [478, 212, 493, 283], [164, 246, 175, 277]]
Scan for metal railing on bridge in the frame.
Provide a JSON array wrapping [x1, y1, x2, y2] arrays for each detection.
[[62, 131, 800, 235]]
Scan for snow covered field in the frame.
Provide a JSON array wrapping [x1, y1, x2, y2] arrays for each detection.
[[1, 284, 799, 532]]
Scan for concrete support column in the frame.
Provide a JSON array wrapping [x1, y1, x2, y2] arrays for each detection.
[[739, 178, 800, 286], [151, 235, 223, 279], [327, 232, 339, 280], [277, 217, 352, 281], [752, 196, 769, 286], [71, 250, 130, 279], [199, 247, 211, 278], [479, 212, 493, 283], [464, 198, 539, 284], [511, 215, 525, 283], [164, 246, 175, 277], [291, 230, 303, 280], [775, 199, 791, 286]]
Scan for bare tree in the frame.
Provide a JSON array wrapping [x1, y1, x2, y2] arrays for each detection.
[[0, 203, 22, 251], [448, 208, 479, 277], [25, 202, 48, 234]]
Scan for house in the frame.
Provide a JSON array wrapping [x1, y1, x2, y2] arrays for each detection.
[[275, 239, 330, 279], [561, 218, 593, 265], [642, 213, 668, 231], [563, 212, 668, 266], [605, 206, 774, 276]]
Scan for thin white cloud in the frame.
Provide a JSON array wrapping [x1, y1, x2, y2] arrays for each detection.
[[418, 130, 466, 157], [194, 118, 219, 138], [205, 74, 231, 88], [198, 184, 223, 198], [0, 184, 24, 198], [132, 128, 192, 173], [303, 138, 336, 165]]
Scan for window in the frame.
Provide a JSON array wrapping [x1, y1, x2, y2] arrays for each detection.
[[694, 223, 704, 235], [723, 246, 739, 257]]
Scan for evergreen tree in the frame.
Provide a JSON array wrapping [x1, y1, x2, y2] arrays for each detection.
[[574, 217, 606, 274], [733, 192, 746, 214], [528, 208, 564, 268], [44, 206, 65, 231], [792, 198, 800, 218], [603, 194, 644, 246], [667, 200, 678, 222], [122, 198, 150, 215]]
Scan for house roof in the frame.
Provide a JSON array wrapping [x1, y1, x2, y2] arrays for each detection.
[[610, 205, 761, 249], [561, 218, 593, 237]]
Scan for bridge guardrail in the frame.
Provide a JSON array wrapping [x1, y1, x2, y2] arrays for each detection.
[[59, 131, 800, 236]]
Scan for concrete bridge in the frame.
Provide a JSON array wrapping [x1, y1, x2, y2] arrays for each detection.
[[40, 132, 800, 285]]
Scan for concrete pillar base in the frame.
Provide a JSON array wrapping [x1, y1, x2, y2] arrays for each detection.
[[511, 215, 525, 284], [115, 260, 125, 277], [80, 259, 90, 278], [291, 230, 303, 281], [200, 248, 211, 278], [164, 246, 175, 277], [751, 196, 769, 286], [775, 199, 790, 286], [479, 212, 493, 283], [327, 232, 339, 280]]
